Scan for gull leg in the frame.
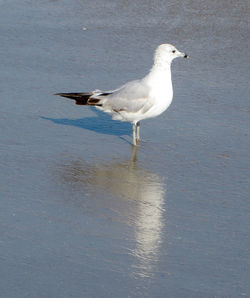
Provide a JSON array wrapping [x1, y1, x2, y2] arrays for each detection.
[[132, 123, 137, 146], [130, 145, 138, 163], [136, 121, 140, 142]]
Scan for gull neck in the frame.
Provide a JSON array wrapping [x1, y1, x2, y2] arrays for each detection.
[[145, 61, 172, 86]]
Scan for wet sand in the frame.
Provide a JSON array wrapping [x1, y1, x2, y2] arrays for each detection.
[[0, 0, 249, 297]]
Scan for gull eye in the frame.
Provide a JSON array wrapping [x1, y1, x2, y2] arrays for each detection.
[[172, 50, 176, 53]]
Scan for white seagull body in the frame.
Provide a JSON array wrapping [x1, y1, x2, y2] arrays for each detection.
[[56, 44, 188, 145]]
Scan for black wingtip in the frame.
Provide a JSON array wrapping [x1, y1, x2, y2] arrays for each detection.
[[54, 92, 95, 105], [54, 93, 73, 97]]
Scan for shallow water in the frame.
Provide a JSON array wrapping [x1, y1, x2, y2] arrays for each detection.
[[0, 0, 249, 297]]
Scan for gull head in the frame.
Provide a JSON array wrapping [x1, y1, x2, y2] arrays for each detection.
[[154, 44, 189, 66]]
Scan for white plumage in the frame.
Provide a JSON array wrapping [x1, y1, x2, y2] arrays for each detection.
[[56, 44, 189, 145]]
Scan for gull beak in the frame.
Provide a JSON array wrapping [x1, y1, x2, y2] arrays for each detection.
[[178, 51, 189, 58], [177, 52, 189, 58]]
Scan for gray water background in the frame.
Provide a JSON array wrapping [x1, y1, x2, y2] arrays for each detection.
[[0, 0, 249, 297]]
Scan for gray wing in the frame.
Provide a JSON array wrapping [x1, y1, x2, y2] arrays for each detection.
[[91, 79, 151, 113]]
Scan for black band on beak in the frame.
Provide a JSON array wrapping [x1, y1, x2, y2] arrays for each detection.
[[184, 54, 189, 58]]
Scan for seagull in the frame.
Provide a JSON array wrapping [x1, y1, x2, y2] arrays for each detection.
[[55, 44, 189, 145]]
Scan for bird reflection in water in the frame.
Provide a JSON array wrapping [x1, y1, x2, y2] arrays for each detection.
[[59, 146, 166, 278]]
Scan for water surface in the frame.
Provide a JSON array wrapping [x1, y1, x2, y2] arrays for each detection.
[[0, 0, 249, 297]]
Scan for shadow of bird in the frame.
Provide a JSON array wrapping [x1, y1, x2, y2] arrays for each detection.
[[41, 108, 131, 137]]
